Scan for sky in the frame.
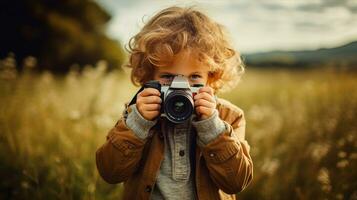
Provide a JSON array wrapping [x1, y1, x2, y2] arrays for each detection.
[[96, 0, 357, 53]]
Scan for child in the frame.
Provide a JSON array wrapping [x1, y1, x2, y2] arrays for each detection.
[[96, 6, 253, 200]]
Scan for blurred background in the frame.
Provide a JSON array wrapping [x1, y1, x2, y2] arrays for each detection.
[[0, 0, 356, 199]]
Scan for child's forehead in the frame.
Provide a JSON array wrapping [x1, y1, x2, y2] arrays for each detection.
[[176, 49, 208, 66], [173, 49, 200, 64], [155, 49, 211, 73], [155, 62, 209, 74]]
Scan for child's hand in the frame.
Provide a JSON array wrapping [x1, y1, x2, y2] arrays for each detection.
[[136, 88, 162, 121], [194, 86, 216, 120]]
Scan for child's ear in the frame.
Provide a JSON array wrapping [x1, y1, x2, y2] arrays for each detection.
[[207, 71, 215, 84], [207, 71, 218, 94]]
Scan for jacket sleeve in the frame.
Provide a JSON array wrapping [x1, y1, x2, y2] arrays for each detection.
[[194, 107, 253, 194], [95, 104, 157, 184]]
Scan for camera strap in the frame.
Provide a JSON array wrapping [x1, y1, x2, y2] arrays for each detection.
[[128, 85, 145, 107], [123, 85, 145, 119]]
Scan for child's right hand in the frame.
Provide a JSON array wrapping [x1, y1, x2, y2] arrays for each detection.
[[136, 88, 162, 121]]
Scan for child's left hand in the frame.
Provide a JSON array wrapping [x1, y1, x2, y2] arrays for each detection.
[[194, 86, 217, 120]]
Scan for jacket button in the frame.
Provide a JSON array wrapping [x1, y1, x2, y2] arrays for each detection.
[[145, 185, 152, 192], [159, 133, 164, 139], [209, 153, 215, 157], [179, 150, 185, 156]]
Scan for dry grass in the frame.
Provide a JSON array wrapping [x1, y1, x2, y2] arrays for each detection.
[[0, 55, 356, 199]]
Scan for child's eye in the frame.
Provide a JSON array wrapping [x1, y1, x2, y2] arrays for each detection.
[[190, 74, 202, 80], [160, 74, 174, 80]]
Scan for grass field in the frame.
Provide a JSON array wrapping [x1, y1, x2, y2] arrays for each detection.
[[0, 57, 356, 199]]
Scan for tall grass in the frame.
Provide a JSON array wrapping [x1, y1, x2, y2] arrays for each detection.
[[0, 55, 356, 199], [221, 68, 357, 199]]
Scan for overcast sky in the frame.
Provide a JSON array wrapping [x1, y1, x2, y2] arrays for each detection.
[[97, 0, 357, 53]]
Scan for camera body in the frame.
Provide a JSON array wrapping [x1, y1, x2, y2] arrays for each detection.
[[144, 75, 204, 124]]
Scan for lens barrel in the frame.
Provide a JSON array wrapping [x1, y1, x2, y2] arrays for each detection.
[[164, 90, 193, 123]]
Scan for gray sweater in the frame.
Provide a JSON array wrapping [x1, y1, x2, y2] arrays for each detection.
[[125, 104, 226, 200]]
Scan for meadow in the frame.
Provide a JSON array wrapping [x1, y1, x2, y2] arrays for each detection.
[[0, 55, 356, 199]]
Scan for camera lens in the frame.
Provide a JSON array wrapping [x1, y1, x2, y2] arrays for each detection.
[[164, 90, 193, 123], [173, 101, 185, 113]]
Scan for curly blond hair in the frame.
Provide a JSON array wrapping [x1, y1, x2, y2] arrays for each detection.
[[125, 6, 245, 92]]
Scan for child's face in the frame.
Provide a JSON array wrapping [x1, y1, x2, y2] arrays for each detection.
[[153, 49, 210, 86]]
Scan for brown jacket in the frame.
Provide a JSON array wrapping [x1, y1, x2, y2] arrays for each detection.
[[95, 97, 253, 199]]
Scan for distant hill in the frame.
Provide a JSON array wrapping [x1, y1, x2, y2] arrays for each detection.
[[242, 41, 357, 68]]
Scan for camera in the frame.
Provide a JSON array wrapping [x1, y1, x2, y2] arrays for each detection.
[[144, 75, 204, 124]]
